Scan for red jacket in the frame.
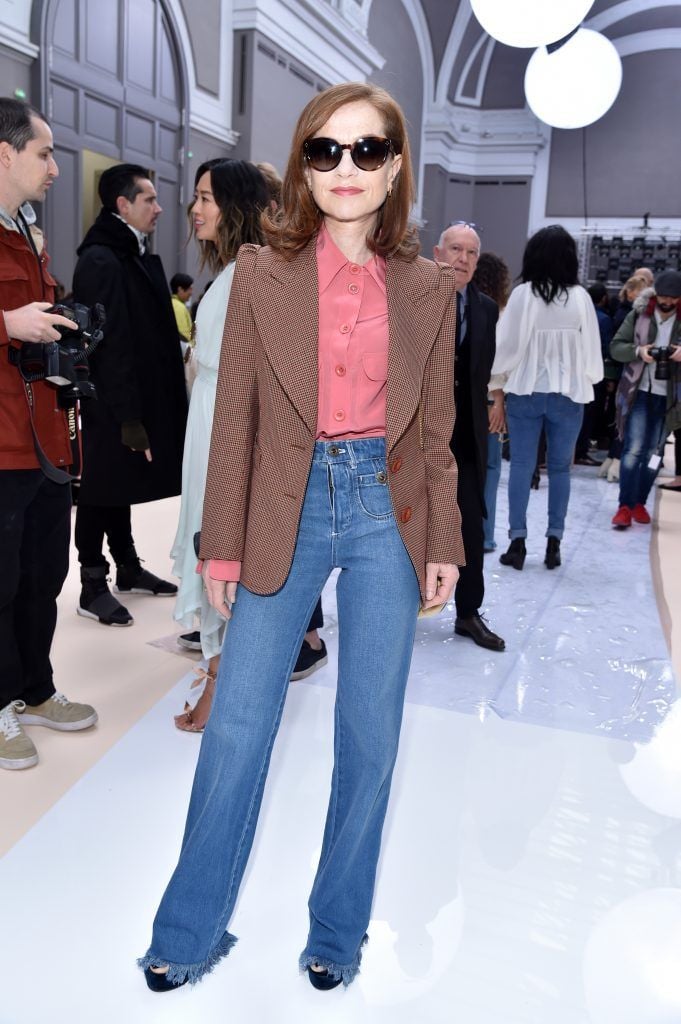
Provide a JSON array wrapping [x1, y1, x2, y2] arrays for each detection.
[[0, 220, 72, 471]]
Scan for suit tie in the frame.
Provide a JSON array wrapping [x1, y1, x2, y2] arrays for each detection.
[[456, 292, 466, 347]]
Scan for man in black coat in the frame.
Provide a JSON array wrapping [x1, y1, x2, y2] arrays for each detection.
[[72, 164, 187, 626], [434, 222, 505, 651]]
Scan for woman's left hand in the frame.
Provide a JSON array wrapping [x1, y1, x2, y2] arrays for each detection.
[[422, 562, 459, 611]]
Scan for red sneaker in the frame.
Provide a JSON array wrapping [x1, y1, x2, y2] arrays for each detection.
[[611, 506, 632, 528], [632, 504, 651, 524]]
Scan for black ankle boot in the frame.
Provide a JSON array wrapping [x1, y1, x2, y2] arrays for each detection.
[[78, 564, 133, 626], [499, 538, 526, 570], [545, 536, 561, 569], [114, 545, 178, 597]]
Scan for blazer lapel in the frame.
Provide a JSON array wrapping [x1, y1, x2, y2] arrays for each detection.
[[385, 257, 454, 451], [252, 239, 319, 434]]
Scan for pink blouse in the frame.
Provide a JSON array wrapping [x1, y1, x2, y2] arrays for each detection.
[[207, 227, 390, 583], [315, 225, 388, 439]]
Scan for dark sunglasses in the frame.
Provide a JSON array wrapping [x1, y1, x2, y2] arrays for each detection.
[[304, 136, 395, 172]]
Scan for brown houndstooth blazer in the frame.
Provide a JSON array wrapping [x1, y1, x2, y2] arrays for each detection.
[[200, 236, 464, 600]]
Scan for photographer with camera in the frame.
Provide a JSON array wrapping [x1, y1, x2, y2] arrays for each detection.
[[0, 98, 98, 771], [72, 164, 188, 626], [611, 270, 681, 529]]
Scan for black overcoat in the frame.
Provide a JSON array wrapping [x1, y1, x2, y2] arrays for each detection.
[[72, 211, 187, 506], [451, 282, 499, 503]]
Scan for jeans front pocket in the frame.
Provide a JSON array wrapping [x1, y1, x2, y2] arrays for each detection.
[[356, 463, 394, 520]]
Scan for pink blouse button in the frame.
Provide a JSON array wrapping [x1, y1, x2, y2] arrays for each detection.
[[349, 264, 361, 275], [339, 323, 350, 334], [333, 410, 345, 421], [335, 365, 346, 377], [348, 283, 359, 295]]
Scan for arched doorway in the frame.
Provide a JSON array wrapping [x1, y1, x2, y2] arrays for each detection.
[[34, 0, 188, 287]]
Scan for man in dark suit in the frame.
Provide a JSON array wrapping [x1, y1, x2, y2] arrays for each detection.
[[73, 164, 188, 627], [434, 222, 505, 651]]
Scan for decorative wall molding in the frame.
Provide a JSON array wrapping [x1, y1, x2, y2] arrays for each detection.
[[453, 31, 495, 107], [0, 0, 39, 58], [165, 0, 237, 147], [435, 0, 473, 107], [587, 0, 681, 33], [232, 0, 385, 83], [424, 105, 547, 177]]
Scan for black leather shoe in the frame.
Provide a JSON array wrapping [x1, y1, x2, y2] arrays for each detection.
[[307, 966, 343, 991], [455, 613, 505, 651], [144, 966, 188, 993], [544, 536, 561, 569], [499, 538, 526, 570]]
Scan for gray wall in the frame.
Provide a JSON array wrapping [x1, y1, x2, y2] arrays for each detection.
[[421, 170, 529, 279], [472, 178, 530, 280], [231, 30, 327, 173], [547, 50, 681, 218], [421, 167, 474, 258], [367, 0, 423, 182]]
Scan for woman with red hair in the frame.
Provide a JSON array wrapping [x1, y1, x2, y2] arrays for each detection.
[[139, 82, 463, 993]]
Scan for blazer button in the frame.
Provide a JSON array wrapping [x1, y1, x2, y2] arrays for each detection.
[[399, 507, 412, 524], [390, 456, 402, 473]]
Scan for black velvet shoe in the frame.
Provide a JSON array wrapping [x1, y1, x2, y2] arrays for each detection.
[[544, 536, 561, 569], [307, 966, 343, 991], [143, 966, 188, 993], [455, 613, 505, 651], [499, 538, 526, 570]]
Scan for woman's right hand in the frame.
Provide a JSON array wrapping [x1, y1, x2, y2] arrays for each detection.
[[203, 567, 238, 619]]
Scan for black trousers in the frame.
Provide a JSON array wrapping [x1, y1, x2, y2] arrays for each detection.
[[0, 470, 71, 708], [75, 503, 135, 567], [453, 459, 485, 619], [307, 597, 323, 632]]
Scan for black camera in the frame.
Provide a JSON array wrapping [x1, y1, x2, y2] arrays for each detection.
[[9, 302, 105, 407], [649, 345, 677, 382]]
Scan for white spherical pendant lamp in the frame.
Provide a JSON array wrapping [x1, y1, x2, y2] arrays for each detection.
[[470, 0, 594, 49], [524, 29, 623, 129]]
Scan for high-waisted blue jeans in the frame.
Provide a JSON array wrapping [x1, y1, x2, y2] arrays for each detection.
[[139, 438, 421, 986], [505, 392, 584, 540]]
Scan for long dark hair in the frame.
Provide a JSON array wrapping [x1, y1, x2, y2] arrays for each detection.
[[188, 159, 268, 274], [473, 252, 511, 310], [521, 225, 579, 304], [261, 81, 419, 261]]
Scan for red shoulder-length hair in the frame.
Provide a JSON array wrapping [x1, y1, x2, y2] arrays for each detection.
[[261, 82, 419, 261]]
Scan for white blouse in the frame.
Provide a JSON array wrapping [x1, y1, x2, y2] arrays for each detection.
[[490, 282, 604, 403]]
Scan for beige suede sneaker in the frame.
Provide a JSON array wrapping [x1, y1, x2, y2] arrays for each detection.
[[18, 692, 98, 732], [0, 701, 39, 770]]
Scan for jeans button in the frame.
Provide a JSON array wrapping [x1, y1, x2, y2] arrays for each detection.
[[376, 470, 387, 483], [329, 445, 340, 456]]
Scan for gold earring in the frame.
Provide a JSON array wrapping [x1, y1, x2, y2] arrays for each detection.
[[387, 183, 393, 197]]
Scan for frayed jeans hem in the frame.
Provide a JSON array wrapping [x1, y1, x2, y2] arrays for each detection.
[[299, 933, 368, 987], [137, 930, 237, 986]]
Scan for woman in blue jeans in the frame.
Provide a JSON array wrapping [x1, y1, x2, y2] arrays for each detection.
[[491, 226, 603, 569], [138, 83, 463, 994]]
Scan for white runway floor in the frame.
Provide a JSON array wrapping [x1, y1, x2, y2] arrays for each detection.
[[4, 465, 681, 1024]]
